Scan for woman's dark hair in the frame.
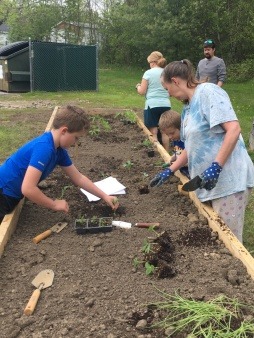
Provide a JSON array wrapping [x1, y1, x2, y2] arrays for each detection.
[[162, 59, 199, 88]]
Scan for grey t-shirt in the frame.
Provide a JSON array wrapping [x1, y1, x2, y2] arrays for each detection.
[[196, 56, 226, 84]]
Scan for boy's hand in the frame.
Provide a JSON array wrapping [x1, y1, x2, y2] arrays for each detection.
[[104, 196, 119, 210], [52, 199, 69, 213], [150, 168, 173, 187]]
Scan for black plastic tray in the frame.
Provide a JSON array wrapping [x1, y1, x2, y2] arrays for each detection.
[[74, 217, 113, 234]]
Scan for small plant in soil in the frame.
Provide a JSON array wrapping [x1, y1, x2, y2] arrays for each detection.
[[59, 185, 72, 199], [133, 257, 156, 275], [123, 160, 134, 170], [115, 111, 137, 124], [89, 115, 111, 136], [149, 291, 254, 337], [138, 172, 150, 194], [141, 238, 155, 254], [134, 230, 176, 279], [142, 138, 153, 148]]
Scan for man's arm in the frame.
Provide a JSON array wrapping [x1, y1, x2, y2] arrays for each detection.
[[217, 59, 226, 86]]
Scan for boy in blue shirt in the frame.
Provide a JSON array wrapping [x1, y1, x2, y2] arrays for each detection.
[[0, 105, 119, 222], [159, 110, 190, 178]]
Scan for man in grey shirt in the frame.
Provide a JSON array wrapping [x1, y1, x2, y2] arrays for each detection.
[[196, 39, 226, 87]]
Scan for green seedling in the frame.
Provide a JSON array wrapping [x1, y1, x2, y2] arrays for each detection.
[[112, 197, 119, 216], [142, 139, 153, 148], [75, 215, 87, 223], [133, 257, 143, 268], [141, 238, 154, 254], [123, 160, 134, 170], [59, 185, 72, 199], [89, 115, 111, 136], [145, 262, 155, 275], [115, 111, 137, 124], [89, 125, 100, 136]]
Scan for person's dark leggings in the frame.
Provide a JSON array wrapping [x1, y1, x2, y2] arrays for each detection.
[[0, 189, 20, 223]]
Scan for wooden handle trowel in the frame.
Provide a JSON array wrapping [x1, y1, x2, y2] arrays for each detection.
[[33, 222, 67, 244], [24, 269, 54, 316]]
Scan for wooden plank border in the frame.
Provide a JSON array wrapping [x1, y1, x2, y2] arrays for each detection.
[[136, 115, 254, 280], [0, 106, 59, 258]]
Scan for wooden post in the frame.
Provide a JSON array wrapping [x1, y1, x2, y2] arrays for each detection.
[[136, 115, 254, 280], [0, 106, 59, 258]]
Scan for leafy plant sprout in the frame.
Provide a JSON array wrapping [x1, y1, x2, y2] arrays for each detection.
[[141, 238, 154, 254], [59, 185, 72, 199], [133, 257, 143, 269], [123, 160, 134, 170], [75, 215, 87, 223], [142, 138, 153, 148], [115, 111, 137, 124], [145, 262, 155, 275], [89, 115, 111, 136], [149, 290, 254, 337]]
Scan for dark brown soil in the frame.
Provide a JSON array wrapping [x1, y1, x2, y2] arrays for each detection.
[[1, 110, 254, 338]]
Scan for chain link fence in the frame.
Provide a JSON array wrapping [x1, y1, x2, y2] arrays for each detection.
[[0, 41, 98, 92], [30, 41, 98, 92]]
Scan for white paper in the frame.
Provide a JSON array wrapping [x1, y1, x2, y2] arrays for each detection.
[[80, 176, 126, 202]]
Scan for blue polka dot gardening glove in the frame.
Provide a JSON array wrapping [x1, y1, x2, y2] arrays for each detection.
[[200, 162, 222, 190], [150, 168, 173, 188]]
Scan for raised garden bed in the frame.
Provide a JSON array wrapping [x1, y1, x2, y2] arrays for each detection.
[[0, 109, 254, 337]]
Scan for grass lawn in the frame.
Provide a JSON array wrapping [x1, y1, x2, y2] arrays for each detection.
[[0, 66, 253, 251]]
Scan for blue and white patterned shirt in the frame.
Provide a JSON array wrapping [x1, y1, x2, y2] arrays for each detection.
[[181, 83, 254, 202]]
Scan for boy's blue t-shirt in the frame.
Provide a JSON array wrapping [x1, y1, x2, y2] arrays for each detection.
[[0, 132, 72, 199]]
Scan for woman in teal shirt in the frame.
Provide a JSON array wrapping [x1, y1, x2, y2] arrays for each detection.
[[136, 51, 171, 152]]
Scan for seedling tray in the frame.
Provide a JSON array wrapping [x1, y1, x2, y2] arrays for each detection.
[[74, 217, 113, 234]]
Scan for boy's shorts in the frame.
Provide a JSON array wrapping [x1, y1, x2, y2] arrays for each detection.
[[144, 106, 171, 128], [0, 189, 21, 222]]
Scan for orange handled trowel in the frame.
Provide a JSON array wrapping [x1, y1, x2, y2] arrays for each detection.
[[33, 222, 67, 244], [24, 269, 54, 316]]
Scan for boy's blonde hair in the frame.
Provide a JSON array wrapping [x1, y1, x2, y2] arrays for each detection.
[[53, 105, 90, 132], [159, 110, 181, 131]]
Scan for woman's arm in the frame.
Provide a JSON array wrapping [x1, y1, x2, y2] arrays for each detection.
[[214, 121, 241, 166], [169, 149, 188, 172], [136, 78, 148, 95]]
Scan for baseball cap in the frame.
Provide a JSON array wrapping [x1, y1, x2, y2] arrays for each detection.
[[204, 39, 215, 48]]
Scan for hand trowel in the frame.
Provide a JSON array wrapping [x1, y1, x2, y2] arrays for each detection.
[[24, 269, 54, 316], [33, 222, 67, 244], [182, 175, 203, 192], [112, 221, 160, 229]]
